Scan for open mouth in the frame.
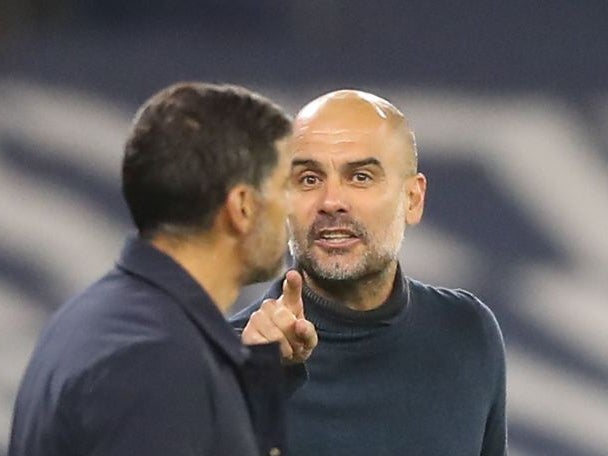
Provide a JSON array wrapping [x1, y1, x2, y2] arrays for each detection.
[[314, 228, 360, 248]]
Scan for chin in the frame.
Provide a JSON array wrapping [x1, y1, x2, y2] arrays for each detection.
[[307, 260, 366, 282]]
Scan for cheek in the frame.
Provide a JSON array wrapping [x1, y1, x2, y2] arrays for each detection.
[[287, 214, 309, 242], [288, 196, 315, 224], [365, 200, 405, 233]]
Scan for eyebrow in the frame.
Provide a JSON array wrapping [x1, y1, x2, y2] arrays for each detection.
[[343, 158, 383, 170], [292, 159, 321, 170], [291, 157, 383, 171]]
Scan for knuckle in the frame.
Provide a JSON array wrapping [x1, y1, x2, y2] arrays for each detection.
[[249, 311, 263, 325], [260, 300, 276, 312], [241, 330, 261, 345], [272, 307, 288, 320], [269, 327, 286, 341]]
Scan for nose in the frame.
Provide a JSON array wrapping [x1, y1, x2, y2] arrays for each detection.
[[318, 178, 349, 215]]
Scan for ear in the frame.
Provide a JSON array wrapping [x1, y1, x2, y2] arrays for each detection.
[[224, 184, 258, 235], [405, 173, 427, 226]]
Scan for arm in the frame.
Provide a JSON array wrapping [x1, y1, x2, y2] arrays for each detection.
[[481, 348, 507, 455], [478, 300, 508, 456]]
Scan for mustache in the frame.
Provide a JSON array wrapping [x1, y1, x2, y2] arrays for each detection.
[[306, 214, 368, 242]]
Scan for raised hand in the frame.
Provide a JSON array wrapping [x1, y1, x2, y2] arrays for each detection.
[[241, 270, 318, 364]]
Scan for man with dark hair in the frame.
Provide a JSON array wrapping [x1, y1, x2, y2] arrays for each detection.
[[232, 90, 507, 455], [9, 82, 317, 456]]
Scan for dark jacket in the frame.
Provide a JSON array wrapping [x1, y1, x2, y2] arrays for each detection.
[[9, 236, 286, 456]]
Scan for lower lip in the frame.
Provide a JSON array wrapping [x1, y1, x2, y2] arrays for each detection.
[[314, 237, 360, 249]]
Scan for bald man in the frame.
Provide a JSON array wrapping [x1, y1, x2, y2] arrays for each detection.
[[232, 90, 507, 456]]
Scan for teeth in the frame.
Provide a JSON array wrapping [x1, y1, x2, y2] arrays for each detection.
[[321, 232, 352, 239]]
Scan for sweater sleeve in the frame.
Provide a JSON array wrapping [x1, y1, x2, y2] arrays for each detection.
[[480, 337, 507, 455], [475, 296, 508, 456]]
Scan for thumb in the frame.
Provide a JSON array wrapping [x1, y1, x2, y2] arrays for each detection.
[[294, 319, 317, 349], [280, 269, 304, 318]]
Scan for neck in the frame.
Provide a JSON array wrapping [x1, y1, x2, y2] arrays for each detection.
[[303, 261, 398, 311], [151, 232, 240, 313]]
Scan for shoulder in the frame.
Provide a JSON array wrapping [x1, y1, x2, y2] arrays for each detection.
[[62, 335, 219, 430], [16, 270, 232, 453], [408, 278, 506, 392], [409, 278, 498, 323], [44, 317, 215, 402], [34, 268, 208, 387], [57, 266, 195, 336], [408, 278, 505, 349]]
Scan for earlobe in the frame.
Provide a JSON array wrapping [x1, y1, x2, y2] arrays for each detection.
[[225, 184, 256, 235]]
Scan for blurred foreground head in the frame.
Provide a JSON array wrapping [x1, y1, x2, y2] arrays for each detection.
[[122, 82, 293, 285]]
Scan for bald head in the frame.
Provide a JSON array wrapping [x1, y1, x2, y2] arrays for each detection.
[[295, 90, 418, 174], [287, 90, 427, 297]]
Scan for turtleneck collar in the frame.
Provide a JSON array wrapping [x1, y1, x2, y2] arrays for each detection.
[[300, 265, 411, 335]]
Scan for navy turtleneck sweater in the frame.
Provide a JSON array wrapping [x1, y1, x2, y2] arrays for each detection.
[[231, 268, 507, 456]]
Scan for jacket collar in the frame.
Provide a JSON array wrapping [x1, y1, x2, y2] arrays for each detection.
[[116, 235, 249, 367]]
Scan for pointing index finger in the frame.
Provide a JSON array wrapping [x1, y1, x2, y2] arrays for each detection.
[[280, 269, 304, 318]]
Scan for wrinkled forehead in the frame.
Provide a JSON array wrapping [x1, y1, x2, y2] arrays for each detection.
[[294, 129, 378, 148], [292, 115, 409, 162], [291, 128, 411, 178]]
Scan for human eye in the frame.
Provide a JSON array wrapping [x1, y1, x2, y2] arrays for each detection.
[[351, 171, 373, 184], [297, 173, 322, 188]]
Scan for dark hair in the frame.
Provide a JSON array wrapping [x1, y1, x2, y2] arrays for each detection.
[[122, 82, 292, 237]]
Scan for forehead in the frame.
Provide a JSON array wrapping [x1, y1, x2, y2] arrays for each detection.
[[292, 93, 412, 168], [292, 121, 407, 166]]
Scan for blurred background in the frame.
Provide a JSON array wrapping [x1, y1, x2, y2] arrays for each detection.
[[1, 1, 607, 455]]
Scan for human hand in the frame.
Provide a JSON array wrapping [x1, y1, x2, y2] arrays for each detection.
[[241, 270, 318, 364]]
